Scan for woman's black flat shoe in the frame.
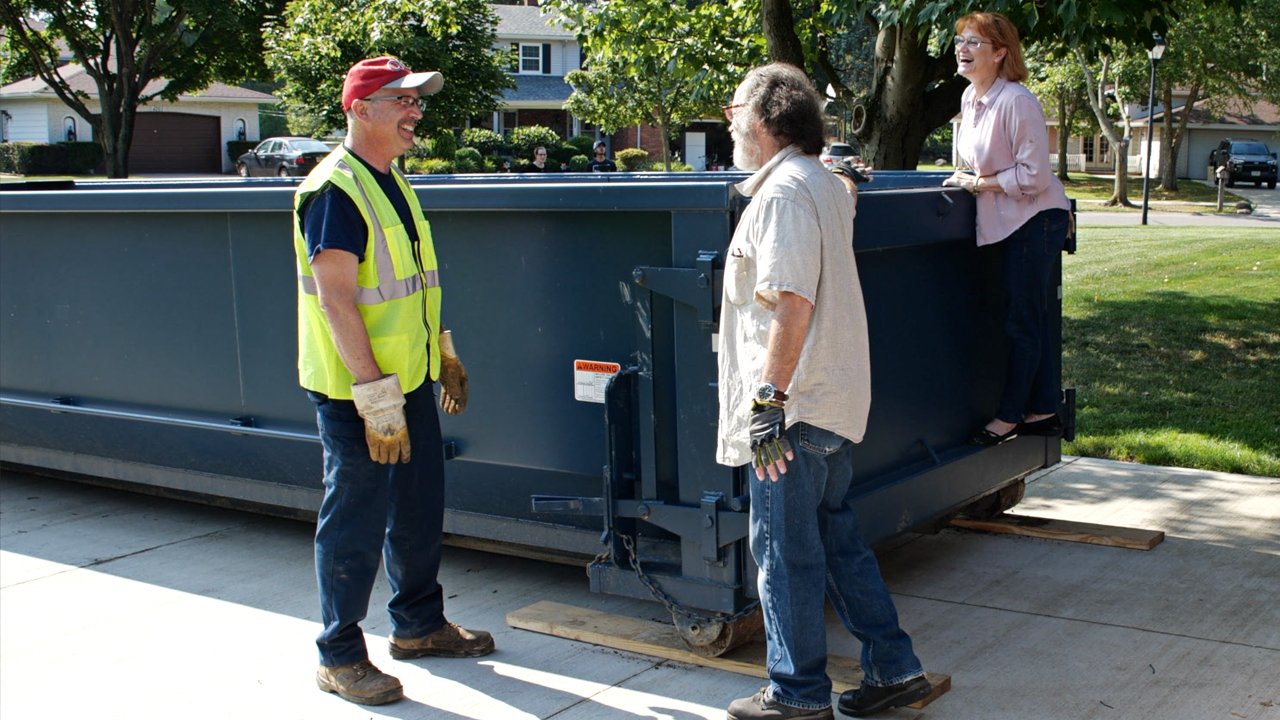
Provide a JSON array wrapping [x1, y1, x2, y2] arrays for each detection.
[[1017, 415, 1062, 436], [971, 426, 1018, 446]]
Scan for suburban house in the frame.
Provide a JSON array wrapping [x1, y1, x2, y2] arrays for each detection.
[[1034, 90, 1279, 181], [0, 63, 277, 174], [486, 1, 730, 170]]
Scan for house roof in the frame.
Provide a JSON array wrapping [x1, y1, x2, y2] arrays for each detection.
[[501, 74, 573, 106], [493, 3, 572, 40], [1176, 96, 1280, 127], [0, 63, 277, 103]]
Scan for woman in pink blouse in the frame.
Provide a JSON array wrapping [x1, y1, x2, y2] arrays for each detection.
[[944, 11, 1072, 446]]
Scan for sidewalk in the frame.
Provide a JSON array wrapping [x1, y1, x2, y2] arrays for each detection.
[[2, 458, 1277, 720]]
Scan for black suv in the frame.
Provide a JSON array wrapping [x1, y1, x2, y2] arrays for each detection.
[[1209, 139, 1277, 189]]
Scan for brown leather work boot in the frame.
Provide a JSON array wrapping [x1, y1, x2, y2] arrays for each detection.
[[315, 660, 403, 705], [388, 622, 495, 659]]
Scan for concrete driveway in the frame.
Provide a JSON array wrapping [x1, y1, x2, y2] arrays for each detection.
[[2, 458, 1277, 720]]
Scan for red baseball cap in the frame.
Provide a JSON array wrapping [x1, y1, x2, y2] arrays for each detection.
[[341, 56, 444, 112]]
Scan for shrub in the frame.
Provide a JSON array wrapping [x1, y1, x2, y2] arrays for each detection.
[[567, 154, 590, 172], [461, 128, 505, 155], [407, 137, 432, 159], [455, 147, 482, 166], [227, 140, 257, 164], [616, 147, 649, 172], [427, 132, 458, 160], [406, 157, 454, 174], [550, 143, 577, 167], [61, 141, 103, 174], [644, 160, 693, 172], [0, 141, 102, 175], [566, 134, 596, 155], [507, 125, 562, 160]]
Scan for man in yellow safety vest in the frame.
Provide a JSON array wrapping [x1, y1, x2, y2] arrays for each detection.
[[292, 56, 492, 707]]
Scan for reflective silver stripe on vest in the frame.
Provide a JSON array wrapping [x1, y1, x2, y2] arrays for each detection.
[[298, 160, 439, 304]]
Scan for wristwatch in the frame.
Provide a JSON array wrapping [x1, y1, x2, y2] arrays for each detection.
[[755, 382, 789, 403]]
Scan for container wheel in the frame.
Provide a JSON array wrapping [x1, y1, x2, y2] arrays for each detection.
[[961, 479, 1026, 519], [673, 607, 762, 657]]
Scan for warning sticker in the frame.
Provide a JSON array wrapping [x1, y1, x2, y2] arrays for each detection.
[[574, 359, 621, 404]]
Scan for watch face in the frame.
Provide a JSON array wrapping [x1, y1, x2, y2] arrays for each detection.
[[756, 384, 774, 402]]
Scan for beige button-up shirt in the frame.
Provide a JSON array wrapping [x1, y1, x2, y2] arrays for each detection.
[[716, 146, 872, 467]]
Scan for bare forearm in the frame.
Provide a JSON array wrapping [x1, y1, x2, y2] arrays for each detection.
[[320, 301, 382, 384], [760, 291, 813, 390]]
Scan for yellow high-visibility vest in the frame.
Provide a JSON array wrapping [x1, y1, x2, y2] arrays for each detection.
[[293, 146, 441, 399]]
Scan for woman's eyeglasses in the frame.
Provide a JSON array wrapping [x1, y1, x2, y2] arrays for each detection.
[[953, 36, 993, 50]]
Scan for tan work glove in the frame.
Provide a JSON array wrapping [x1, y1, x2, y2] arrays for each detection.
[[350, 374, 411, 464], [438, 330, 469, 415]]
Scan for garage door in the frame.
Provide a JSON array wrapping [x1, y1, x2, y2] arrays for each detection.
[[129, 112, 221, 174]]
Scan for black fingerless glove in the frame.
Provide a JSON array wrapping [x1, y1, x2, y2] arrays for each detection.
[[748, 400, 793, 472]]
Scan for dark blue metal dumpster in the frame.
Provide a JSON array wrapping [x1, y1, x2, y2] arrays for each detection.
[[0, 172, 1070, 653]]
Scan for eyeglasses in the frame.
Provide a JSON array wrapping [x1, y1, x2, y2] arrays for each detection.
[[360, 94, 427, 112], [953, 36, 994, 50], [722, 103, 744, 122]]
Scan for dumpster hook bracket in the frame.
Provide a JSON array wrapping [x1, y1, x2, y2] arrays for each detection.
[[631, 250, 722, 330]]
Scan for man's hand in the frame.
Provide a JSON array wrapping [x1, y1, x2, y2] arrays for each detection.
[[830, 158, 871, 184], [351, 374, 411, 464], [749, 400, 794, 481], [438, 330, 469, 415]]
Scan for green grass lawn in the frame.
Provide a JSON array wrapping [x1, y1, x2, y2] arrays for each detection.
[[1063, 226, 1280, 476]]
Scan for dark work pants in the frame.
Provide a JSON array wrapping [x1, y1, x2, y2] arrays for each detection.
[[309, 383, 446, 667]]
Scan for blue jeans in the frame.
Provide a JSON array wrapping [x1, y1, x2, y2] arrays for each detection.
[[996, 208, 1069, 424], [310, 384, 446, 667], [750, 422, 924, 709]]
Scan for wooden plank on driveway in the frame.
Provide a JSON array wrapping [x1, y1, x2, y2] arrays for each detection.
[[507, 600, 950, 709], [951, 513, 1165, 550]]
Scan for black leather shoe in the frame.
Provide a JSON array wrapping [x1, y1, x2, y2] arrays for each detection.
[[837, 676, 931, 717], [1016, 415, 1062, 436], [970, 425, 1017, 446]]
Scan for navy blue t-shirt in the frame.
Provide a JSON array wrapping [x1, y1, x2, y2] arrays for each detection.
[[301, 150, 420, 262]]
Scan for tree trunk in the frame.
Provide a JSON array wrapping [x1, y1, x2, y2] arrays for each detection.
[[761, 0, 805, 68], [1075, 50, 1136, 207], [1057, 92, 1070, 181], [853, 26, 965, 169], [1161, 81, 1197, 191]]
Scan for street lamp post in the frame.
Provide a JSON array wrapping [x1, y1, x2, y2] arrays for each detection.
[[1141, 34, 1168, 226]]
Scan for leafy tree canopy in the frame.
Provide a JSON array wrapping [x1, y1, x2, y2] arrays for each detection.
[[543, 0, 766, 169], [0, 0, 285, 177], [263, 0, 514, 139]]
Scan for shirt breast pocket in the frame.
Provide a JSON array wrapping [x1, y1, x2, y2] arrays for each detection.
[[724, 244, 754, 307]]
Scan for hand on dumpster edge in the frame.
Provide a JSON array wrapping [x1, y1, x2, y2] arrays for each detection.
[[351, 374, 411, 464], [749, 400, 793, 481], [438, 330, 469, 416]]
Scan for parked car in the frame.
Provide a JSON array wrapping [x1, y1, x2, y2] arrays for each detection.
[[236, 137, 332, 178], [1209, 138, 1278, 189], [819, 142, 859, 168]]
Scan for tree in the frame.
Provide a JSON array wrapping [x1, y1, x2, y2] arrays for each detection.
[[0, 0, 285, 178], [1075, 48, 1148, 206], [543, 0, 765, 171], [1025, 50, 1092, 181], [263, 0, 514, 141], [1148, 0, 1280, 190], [764, 0, 1183, 169]]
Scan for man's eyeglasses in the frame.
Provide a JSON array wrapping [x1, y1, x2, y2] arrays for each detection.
[[360, 94, 427, 112], [953, 36, 993, 50], [722, 103, 744, 122]]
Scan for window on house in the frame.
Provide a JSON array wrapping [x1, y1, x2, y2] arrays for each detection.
[[234, 118, 247, 142], [1083, 136, 1095, 163], [1099, 136, 1110, 162], [63, 116, 77, 142], [520, 44, 542, 73], [501, 111, 517, 134]]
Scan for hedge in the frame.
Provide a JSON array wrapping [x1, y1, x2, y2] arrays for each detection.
[[227, 140, 257, 163], [0, 141, 103, 175]]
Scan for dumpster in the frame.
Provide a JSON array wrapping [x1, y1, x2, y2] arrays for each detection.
[[0, 172, 1071, 653]]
